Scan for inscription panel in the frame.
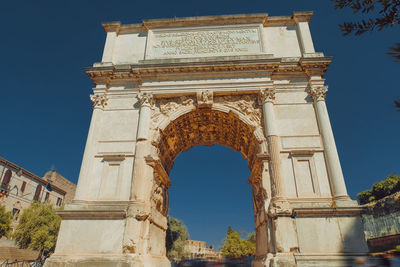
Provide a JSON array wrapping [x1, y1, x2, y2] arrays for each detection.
[[149, 26, 263, 58]]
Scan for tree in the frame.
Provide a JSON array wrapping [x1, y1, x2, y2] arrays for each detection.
[[332, 0, 400, 60], [13, 202, 61, 254], [332, 0, 399, 36], [244, 232, 256, 256], [166, 216, 189, 262], [0, 205, 12, 238], [221, 226, 256, 258], [357, 174, 400, 204], [332, 0, 400, 109]]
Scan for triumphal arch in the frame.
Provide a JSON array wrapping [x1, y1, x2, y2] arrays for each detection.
[[46, 12, 368, 267]]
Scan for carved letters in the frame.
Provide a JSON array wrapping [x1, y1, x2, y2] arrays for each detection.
[[151, 28, 261, 58]]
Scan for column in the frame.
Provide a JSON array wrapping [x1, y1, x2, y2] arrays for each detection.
[[123, 93, 154, 255], [131, 92, 153, 201], [260, 86, 284, 199], [74, 92, 107, 200], [309, 82, 349, 199]]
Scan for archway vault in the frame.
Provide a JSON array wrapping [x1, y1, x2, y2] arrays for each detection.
[[157, 108, 261, 174]]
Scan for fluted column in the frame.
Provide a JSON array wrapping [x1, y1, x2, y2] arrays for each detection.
[[131, 92, 153, 201], [123, 93, 154, 255], [260, 86, 284, 199], [309, 83, 349, 199]]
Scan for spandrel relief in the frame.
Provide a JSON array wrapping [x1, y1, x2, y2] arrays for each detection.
[[150, 96, 196, 128], [214, 95, 262, 126]]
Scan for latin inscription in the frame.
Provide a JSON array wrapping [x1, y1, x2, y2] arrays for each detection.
[[151, 28, 261, 58]]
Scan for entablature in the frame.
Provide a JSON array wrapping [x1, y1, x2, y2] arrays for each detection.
[[86, 55, 331, 86]]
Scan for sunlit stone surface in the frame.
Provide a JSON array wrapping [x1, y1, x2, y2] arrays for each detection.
[[45, 12, 368, 267]]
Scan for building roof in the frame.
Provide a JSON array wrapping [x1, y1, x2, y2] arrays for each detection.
[[0, 157, 67, 195]]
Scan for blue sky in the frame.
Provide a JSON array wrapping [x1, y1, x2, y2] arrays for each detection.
[[0, 1, 399, 248]]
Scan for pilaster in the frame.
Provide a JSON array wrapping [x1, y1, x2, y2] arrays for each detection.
[[101, 22, 120, 63], [293, 12, 315, 55], [74, 88, 108, 200]]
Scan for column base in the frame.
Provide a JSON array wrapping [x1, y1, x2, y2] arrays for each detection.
[[44, 254, 170, 267]]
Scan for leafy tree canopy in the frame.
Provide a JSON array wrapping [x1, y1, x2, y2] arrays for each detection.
[[13, 202, 61, 254], [332, 0, 400, 62], [0, 205, 12, 238], [166, 216, 189, 262], [221, 226, 255, 258], [332, 0, 400, 110], [332, 0, 399, 35], [357, 174, 400, 204]]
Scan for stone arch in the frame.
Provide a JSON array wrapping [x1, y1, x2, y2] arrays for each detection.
[[155, 107, 263, 173], [147, 101, 271, 260], [150, 96, 268, 168]]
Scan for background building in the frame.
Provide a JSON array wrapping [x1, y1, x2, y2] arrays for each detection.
[[0, 157, 76, 230], [184, 240, 220, 260]]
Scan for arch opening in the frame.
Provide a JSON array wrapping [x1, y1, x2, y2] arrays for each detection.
[[168, 144, 254, 259], [150, 107, 269, 262]]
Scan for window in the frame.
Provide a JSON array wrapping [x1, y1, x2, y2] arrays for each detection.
[[33, 184, 42, 201], [56, 197, 62, 206], [1, 170, 12, 191], [20, 181, 26, 193], [45, 192, 50, 201]]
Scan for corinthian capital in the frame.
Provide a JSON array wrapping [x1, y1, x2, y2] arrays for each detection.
[[260, 87, 276, 104], [309, 86, 328, 102], [90, 94, 108, 108], [137, 93, 153, 107]]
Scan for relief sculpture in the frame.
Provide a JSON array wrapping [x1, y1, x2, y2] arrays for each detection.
[[214, 95, 261, 126], [151, 181, 169, 216]]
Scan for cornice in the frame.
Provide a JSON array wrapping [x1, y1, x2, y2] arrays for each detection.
[[101, 11, 313, 34], [86, 56, 331, 85]]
